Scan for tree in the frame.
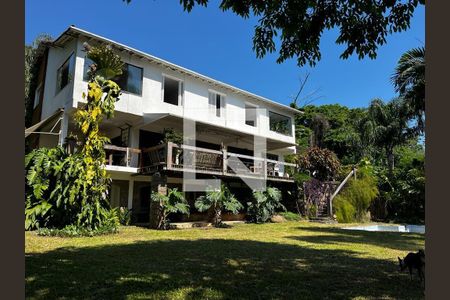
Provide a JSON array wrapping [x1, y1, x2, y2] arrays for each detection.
[[247, 187, 285, 223], [392, 46, 425, 133], [123, 0, 423, 67], [297, 147, 341, 181], [195, 185, 243, 227], [25, 34, 53, 128], [364, 98, 410, 175], [151, 188, 190, 229], [25, 45, 123, 231]]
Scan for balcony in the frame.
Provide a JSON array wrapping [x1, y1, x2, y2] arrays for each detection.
[[104, 144, 141, 174], [139, 142, 296, 182]]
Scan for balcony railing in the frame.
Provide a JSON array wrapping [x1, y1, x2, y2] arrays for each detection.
[[139, 142, 296, 181], [104, 144, 141, 168]]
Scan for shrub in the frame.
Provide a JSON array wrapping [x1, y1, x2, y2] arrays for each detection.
[[151, 188, 190, 230], [297, 147, 341, 181], [247, 187, 286, 223], [278, 211, 302, 221], [37, 218, 119, 237], [333, 161, 378, 223], [118, 207, 132, 225], [195, 185, 243, 227]]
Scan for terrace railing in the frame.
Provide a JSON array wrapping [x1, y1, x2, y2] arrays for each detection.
[[104, 144, 141, 168]]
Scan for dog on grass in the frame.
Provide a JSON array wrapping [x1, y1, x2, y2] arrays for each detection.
[[398, 250, 425, 283]]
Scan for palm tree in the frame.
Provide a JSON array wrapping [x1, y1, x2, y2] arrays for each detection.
[[365, 98, 410, 175], [151, 188, 190, 229], [391, 46, 425, 133], [195, 185, 243, 227]]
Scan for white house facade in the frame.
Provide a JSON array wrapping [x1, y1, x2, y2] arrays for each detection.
[[27, 26, 299, 223]]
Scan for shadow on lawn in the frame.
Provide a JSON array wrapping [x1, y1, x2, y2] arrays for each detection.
[[288, 226, 425, 252], [26, 238, 424, 299]]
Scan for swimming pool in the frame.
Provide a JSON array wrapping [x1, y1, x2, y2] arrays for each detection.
[[342, 224, 425, 234]]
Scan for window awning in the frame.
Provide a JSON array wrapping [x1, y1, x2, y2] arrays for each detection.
[[25, 108, 64, 138]]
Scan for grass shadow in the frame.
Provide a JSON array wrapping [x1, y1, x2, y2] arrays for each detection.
[[26, 238, 424, 299]]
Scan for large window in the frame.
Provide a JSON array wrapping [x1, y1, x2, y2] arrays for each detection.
[[83, 59, 143, 95], [33, 84, 42, 109], [245, 104, 257, 126], [56, 53, 75, 94], [269, 111, 292, 136], [209, 91, 225, 117], [163, 76, 183, 106]]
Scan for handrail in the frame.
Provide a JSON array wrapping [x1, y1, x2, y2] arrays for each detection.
[[329, 168, 357, 215], [104, 144, 141, 153]]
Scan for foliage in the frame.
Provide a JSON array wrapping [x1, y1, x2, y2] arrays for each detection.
[[161, 128, 183, 145], [25, 34, 53, 129], [151, 188, 190, 230], [37, 222, 119, 237], [118, 207, 132, 225], [195, 185, 243, 227], [278, 211, 302, 222], [297, 147, 341, 181], [25, 45, 124, 232], [392, 47, 425, 133], [333, 161, 379, 223], [124, 0, 423, 67], [247, 187, 285, 223]]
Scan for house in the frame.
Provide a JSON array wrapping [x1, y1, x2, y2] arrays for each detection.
[[26, 26, 299, 223]]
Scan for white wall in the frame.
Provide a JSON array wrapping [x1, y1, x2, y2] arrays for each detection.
[[54, 37, 297, 147]]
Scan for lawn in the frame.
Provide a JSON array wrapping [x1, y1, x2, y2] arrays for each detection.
[[25, 221, 425, 299]]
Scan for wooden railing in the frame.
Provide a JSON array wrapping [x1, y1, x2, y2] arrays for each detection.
[[104, 144, 141, 168], [138, 142, 296, 181]]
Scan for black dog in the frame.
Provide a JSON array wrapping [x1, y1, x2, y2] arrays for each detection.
[[398, 250, 425, 282]]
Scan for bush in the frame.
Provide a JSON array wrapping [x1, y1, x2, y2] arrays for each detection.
[[297, 147, 341, 181], [151, 188, 190, 230], [118, 207, 132, 225], [247, 187, 286, 223], [37, 222, 119, 237], [278, 211, 302, 221], [333, 161, 378, 223]]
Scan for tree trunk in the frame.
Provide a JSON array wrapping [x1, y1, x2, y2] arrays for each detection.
[[387, 147, 395, 176]]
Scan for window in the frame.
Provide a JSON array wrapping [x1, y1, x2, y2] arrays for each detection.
[[115, 64, 143, 95], [163, 76, 183, 105], [83, 57, 94, 81], [269, 111, 292, 136], [245, 104, 257, 126], [56, 53, 75, 93], [33, 84, 42, 109], [83, 60, 143, 95], [209, 91, 225, 117]]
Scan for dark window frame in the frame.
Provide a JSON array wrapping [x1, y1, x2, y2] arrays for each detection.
[[56, 52, 75, 95], [269, 111, 292, 136]]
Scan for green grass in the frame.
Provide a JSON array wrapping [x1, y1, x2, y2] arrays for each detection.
[[25, 222, 425, 299]]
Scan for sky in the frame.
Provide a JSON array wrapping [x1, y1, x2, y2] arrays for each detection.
[[25, 0, 425, 109]]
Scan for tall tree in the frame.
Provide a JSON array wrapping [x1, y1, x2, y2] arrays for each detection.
[[391, 46, 425, 133], [124, 0, 423, 67], [365, 98, 410, 175]]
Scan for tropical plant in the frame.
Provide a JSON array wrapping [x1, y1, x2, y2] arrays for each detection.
[[195, 185, 243, 227], [297, 147, 341, 181], [364, 98, 410, 175], [392, 46, 425, 133], [150, 188, 190, 230], [333, 161, 379, 223], [25, 45, 124, 232], [124, 0, 423, 67], [247, 187, 285, 223]]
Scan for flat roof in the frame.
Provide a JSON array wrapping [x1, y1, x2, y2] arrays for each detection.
[[51, 26, 301, 115]]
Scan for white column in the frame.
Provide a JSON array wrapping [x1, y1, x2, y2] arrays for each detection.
[[127, 179, 134, 210], [58, 112, 69, 146]]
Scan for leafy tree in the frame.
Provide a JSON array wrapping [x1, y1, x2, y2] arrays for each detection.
[[392, 46, 425, 133], [25, 34, 53, 128], [297, 147, 341, 181], [25, 45, 123, 231], [151, 188, 190, 229], [124, 0, 423, 67], [195, 185, 243, 227], [364, 98, 410, 175], [247, 187, 285, 223]]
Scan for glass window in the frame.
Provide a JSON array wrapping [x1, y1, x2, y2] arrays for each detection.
[[245, 104, 257, 126], [163, 76, 182, 105], [83, 57, 94, 81], [209, 91, 224, 117], [56, 53, 75, 93], [114, 64, 143, 95], [269, 111, 292, 136], [33, 84, 42, 109]]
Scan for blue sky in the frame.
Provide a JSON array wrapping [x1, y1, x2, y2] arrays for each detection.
[[26, 0, 424, 109]]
